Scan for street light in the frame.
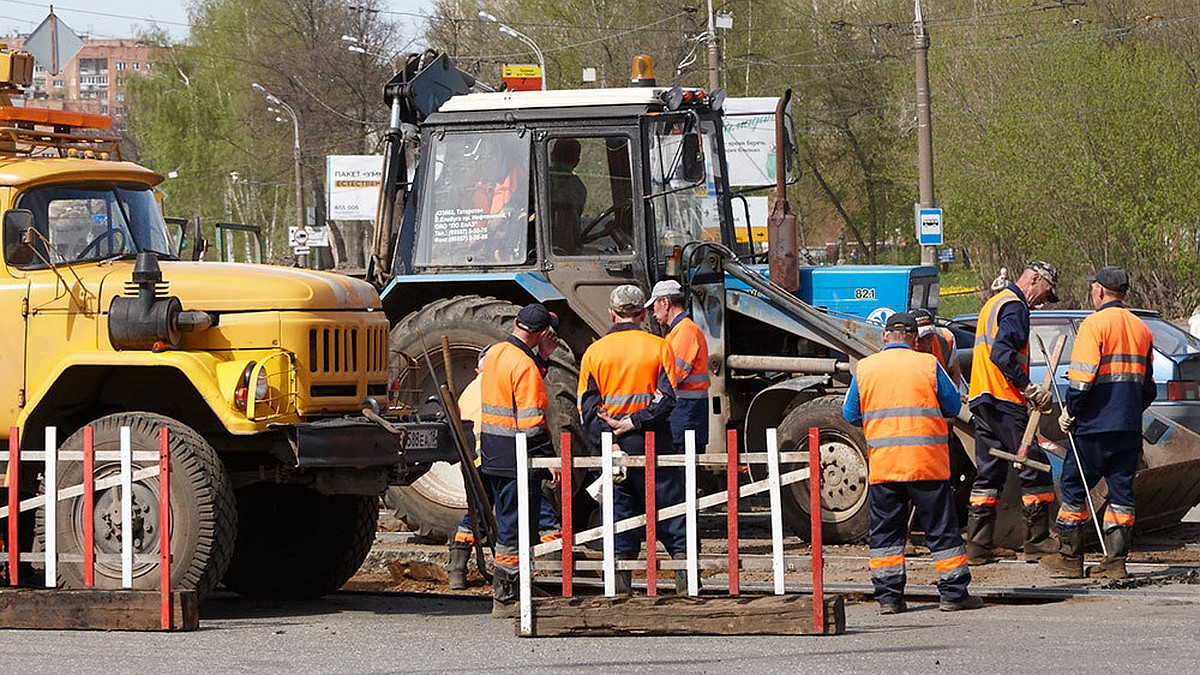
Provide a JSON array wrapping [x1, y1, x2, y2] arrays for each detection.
[[251, 82, 307, 266], [478, 11, 546, 91]]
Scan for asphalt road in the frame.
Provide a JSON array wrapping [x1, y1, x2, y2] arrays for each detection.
[[1, 589, 1198, 674]]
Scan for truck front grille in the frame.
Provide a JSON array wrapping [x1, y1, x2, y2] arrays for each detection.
[[307, 325, 389, 376]]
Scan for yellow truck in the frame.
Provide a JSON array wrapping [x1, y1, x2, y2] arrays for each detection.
[[0, 49, 453, 598]]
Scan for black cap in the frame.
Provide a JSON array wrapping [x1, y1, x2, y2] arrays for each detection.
[[1087, 266, 1130, 293], [515, 303, 558, 332], [884, 312, 918, 333]]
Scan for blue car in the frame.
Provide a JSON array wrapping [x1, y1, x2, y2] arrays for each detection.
[[948, 309, 1200, 433]]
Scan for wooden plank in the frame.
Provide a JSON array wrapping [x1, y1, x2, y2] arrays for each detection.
[[522, 594, 845, 637], [0, 589, 199, 631]]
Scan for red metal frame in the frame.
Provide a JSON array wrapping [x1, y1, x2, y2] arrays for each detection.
[[644, 431, 657, 596], [808, 427, 824, 632], [7, 428, 17, 586], [726, 428, 739, 595], [83, 426, 94, 587], [159, 427, 171, 629], [559, 432, 573, 598]]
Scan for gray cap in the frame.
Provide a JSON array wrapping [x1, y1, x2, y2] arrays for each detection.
[[610, 284, 647, 313], [1087, 266, 1130, 293], [1028, 261, 1059, 303], [645, 279, 683, 308]]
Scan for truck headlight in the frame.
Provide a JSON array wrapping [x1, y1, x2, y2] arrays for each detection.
[[234, 362, 269, 410]]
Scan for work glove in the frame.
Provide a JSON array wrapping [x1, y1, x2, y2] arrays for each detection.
[[1024, 383, 1053, 412], [1058, 408, 1076, 435]]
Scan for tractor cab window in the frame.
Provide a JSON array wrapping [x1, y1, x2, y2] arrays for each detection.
[[414, 131, 532, 267], [7, 183, 174, 269], [547, 135, 635, 256], [647, 117, 723, 265]]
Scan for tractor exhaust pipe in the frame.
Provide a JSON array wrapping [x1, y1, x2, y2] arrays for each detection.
[[767, 90, 798, 293]]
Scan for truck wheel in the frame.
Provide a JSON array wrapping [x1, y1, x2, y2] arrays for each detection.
[[221, 484, 377, 599], [776, 396, 871, 544], [388, 295, 580, 543], [46, 413, 237, 597]]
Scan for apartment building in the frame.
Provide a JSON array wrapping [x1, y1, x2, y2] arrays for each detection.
[[1, 36, 151, 133]]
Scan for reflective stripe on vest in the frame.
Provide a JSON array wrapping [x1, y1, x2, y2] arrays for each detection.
[[967, 289, 1028, 405], [479, 340, 549, 461], [666, 315, 709, 398], [856, 347, 950, 483], [578, 328, 674, 418]]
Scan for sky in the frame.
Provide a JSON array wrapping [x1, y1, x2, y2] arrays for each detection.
[[0, 0, 435, 41]]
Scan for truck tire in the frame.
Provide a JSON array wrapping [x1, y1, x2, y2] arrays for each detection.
[[388, 295, 580, 543], [46, 413, 237, 597], [221, 484, 377, 599], [776, 396, 871, 544]]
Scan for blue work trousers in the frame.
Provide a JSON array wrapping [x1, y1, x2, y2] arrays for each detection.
[[869, 480, 971, 604]]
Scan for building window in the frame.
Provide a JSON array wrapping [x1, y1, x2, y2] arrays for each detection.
[[145, 62, 152, 70], [116, 92, 125, 101], [116, 62, 126, 71], [52, 79, 63, 88], [132, 62, 140, 70], [116, 76, 124, 86]]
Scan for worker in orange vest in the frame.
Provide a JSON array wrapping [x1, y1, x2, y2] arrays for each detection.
[[645, 279, 709, 451], [447, 344, 561, 591], [843, 312, 982, 613], [913, 308, 962, 388], [965, 261, 1059, 565], [578, 284, 679, 595], [478, 303, 561, 617], [1041, 267, 1155, 579]]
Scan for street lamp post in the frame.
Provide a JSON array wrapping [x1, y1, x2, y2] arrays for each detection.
[[252, 82, 307, 267], [478, 11, 546, 91]]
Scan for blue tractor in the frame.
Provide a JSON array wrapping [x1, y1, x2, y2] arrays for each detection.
[[370, 51, 942, 543]]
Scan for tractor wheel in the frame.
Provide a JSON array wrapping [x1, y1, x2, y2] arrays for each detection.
[[45, 413, 237, 598], [388, 295, 580, 543], [221, 484, 377, 599], [776, 396, 871, 544]]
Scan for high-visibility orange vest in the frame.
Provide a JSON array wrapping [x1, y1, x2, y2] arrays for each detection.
[[856, 347, 950, 483], [479, 338, 550, 475], [928, 326, 955, 371], [578, 328, 676, 418], [665, 315, 708, 400], [1067, 305, 1153, 392], [967, 288, 1028, 406]]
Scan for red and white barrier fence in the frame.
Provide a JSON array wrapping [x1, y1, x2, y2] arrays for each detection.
[[1, 425, 173, 629], [515, 426, 825, 636]]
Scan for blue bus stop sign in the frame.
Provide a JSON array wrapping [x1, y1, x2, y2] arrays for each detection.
[[916, 207, 943, 246]]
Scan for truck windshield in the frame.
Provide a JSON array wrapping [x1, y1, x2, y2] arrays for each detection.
[[413, 130, 532, 267], [10, 183, 175, 269], [647, 117, 725, 261]]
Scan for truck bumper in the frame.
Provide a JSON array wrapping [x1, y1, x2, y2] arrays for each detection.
[[281, 416, 457, 472]]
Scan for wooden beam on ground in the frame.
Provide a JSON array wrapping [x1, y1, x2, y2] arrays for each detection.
[[519, 593, 845, 637], [0, 589, 199, 631]]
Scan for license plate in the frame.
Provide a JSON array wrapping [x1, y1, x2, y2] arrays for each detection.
[[405, 427, 439, 450]]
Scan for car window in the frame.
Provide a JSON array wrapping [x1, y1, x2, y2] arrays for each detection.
[[1143, 317, 1200, 355], [1030, 320, 1074, 366]]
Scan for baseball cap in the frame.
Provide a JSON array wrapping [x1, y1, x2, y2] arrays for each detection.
[[884, 312, 918, 333], [912, 308, 937, 337], [1028, 261, 1059, 303], [515, 303, 559, 332], [644, 279, 683, 308], [609, 284, 647, 313], [1087, 266, 1130, 293]]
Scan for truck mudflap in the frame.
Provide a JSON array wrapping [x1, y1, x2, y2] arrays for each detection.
[[279, 416, 457, 469]]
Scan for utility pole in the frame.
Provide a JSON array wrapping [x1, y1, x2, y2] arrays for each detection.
[[706, 0, 720, 92], [914, 0, 937, 266]]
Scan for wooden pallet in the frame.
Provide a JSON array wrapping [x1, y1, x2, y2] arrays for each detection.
[[519, 593, 844, 637], [0, 589, 198, 631]]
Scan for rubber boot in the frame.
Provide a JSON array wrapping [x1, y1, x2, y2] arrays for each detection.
[[1088, 527, 1131, 579], [1039, 527, 1084, 578], [613, 553, 634, 596], [1020, 503, 1059, 562], [447, 542, 471, 590], [965, 506, 998, 565], [491, 567, 519, 618], [670, 550, 702, 595]]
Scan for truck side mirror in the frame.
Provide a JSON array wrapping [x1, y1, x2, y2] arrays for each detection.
[[680, 132, 705, 183], [3, 208, 35, 265]]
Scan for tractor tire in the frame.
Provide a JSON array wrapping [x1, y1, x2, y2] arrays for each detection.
[[46, 413, 237, 598], [776, 396, 871, 544], [388, 295, 581, 543], [221, 484, 377, 599]]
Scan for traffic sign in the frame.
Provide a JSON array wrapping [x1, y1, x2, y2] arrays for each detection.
[[915, 206, 943, 246], [288, 226, 328, 249]]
